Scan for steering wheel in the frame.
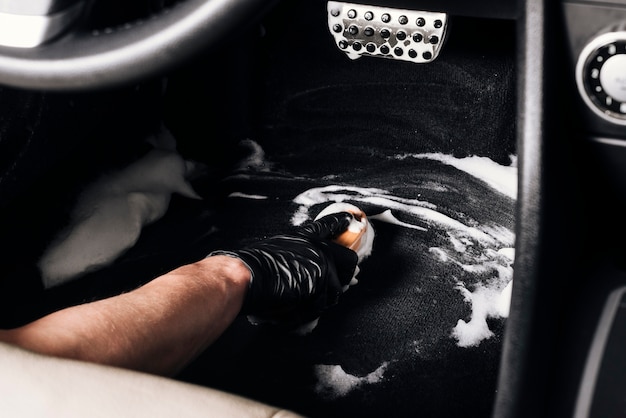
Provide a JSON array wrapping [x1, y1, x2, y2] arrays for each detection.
[[0, 0, 276, 91]]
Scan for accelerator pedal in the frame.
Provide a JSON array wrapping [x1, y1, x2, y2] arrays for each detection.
[[327, 1, 448, 63]]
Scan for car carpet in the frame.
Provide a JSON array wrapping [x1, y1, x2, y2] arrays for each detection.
[[171, 9, 517, 418], [0, 98, 514, 418], [171, 129, 516, 417]]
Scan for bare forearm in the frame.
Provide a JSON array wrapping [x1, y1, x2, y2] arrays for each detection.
[[0, 256, 250, 376]]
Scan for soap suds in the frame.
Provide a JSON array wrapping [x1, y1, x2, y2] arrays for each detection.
[[292, 153, 517, 349], [314, 362, 389, 399], [393, 152, 517, 199], [228, 192, 268, 200]]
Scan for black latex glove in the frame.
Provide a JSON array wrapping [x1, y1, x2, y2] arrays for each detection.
[[210, 212, 358, 325]]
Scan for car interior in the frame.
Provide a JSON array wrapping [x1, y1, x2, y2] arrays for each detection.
[[0, 0, 625, 417]]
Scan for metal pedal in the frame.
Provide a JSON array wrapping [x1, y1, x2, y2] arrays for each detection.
[[327, 1, 448, 64]]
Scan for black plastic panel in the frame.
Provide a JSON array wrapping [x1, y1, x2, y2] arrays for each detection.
[[588, 288, 626, 417]]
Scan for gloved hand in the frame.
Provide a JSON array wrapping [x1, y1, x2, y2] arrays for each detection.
[[210, 212, 358, 326]]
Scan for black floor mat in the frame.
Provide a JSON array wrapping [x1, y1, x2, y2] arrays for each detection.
[[170, 8, 517, 416], [169, 124, 516, 417], [174, 7, 516, 415]]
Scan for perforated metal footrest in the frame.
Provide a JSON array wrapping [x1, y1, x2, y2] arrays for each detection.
[[327, 1, 448, 63]]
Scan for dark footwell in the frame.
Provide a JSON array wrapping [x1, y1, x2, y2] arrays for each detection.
[[173, 12, 517, 415], [174, 133, 515, 418]]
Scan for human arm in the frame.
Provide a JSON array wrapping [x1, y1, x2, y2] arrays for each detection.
[[0, 212, 357, 376]]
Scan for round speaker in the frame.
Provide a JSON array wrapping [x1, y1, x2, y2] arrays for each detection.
[[577, 31, 626, 125]]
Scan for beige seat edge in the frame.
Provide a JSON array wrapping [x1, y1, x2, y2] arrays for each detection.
[[0, 342, 303, 418]]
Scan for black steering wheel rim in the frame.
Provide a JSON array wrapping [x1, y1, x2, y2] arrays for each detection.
[[0, 0, 276, 91]]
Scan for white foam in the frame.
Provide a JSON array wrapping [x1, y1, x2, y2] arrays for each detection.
[[288, 153, 517, 349], [394, 152, 518, 199], [291, 206, 311, 226], [481, 225, 516, 246], [428, 240, 515, 347], [451, 281, 512, 347], [314, 362, 389, 399], [369, 209, 427, 231], [228, 192, 268, 200], [429, 247, 449, 262], [292, 186, 502, 247], [498, 247, 515, 260]]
